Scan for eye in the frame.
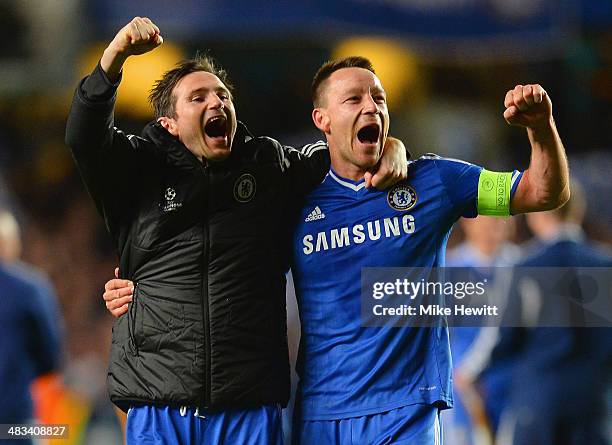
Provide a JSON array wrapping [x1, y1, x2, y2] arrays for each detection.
[[374, 95, 386, 104], [218, 93, 230, 101], [191, 96, 204, 102], [345, 96, 360, 103]]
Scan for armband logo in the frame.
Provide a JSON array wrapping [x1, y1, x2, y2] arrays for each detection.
[[234, 173, 257, 203], [482, 177, 494, 192], [387, 185, 417, 211]]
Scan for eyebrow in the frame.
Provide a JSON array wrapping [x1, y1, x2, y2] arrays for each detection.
[[342, 87, 362, 96], [342, 86, 386, 97], [187, 86, 232, 98]]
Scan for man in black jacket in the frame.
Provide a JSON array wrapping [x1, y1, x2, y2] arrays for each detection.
[[67, 17, 406, 444]]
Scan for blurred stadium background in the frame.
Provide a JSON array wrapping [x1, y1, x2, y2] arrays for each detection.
[[0, 1, 610, 444]]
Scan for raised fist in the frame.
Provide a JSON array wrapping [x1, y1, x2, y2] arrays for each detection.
[[503, 84, 552, 129], [108, 16, 163, 57]]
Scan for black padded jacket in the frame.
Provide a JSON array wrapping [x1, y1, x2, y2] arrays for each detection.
[[65, 63, 329, 412]]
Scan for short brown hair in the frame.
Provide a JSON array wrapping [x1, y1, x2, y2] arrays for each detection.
[[311, 56, 375, 107], [149, 53, 233, 118]]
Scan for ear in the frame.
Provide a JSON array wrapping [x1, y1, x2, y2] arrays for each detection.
[[157, 116, 179, 137], [312, 108, 331, 133]]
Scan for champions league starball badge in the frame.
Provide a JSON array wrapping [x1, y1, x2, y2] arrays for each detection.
[[387, 184, 417, 211], [164, 187, 176, 201], [160, 186, 183, 212]]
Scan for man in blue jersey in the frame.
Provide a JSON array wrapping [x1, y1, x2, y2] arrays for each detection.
[[289, 56, 569, 444]]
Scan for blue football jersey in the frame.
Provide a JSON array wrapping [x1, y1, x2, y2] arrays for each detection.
[[291, 154, 521, 420]]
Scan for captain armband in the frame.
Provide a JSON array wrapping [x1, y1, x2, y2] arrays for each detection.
[[477, 169, 513, 216]]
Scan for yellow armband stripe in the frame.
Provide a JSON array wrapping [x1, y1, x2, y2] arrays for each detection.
[[477, 170, 513, 216]]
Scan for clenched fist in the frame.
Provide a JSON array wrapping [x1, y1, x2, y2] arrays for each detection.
[[101, 17, 163, 81], [503, 84, 552, 130], [109, 16, 163, 56]]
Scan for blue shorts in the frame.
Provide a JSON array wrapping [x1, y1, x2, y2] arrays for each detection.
[[293, 403, 442, 445], [126, 404, 283, 445]]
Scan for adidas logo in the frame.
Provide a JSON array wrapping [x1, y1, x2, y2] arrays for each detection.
[[305, 206, 326, 222]]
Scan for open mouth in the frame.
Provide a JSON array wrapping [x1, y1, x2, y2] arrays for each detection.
[[357, 123, 381, 145], [204, 115, 228, 139]]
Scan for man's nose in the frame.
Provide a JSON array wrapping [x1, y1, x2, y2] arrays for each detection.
[[363, 95, 379, 114], [208, 93, 224, 110]]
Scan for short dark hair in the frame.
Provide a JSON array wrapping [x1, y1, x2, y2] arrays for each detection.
[[149, 53, 233, 118], [311, 56, 376, 107]]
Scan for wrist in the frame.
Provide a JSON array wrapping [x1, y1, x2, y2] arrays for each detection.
[[104, 44, 129, 63], [101, 45, 128, 82], [527, 116, 556, 140], [528, 115, 555, 132]]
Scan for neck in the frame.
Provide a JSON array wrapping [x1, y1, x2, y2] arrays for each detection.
[[535, 219, 563, 241], [472, 239, 498, 258], [331, 162, 366, 181], [329, 147, 367, 181], [538, 226, 560, 241], [538, 221, 582, 242]]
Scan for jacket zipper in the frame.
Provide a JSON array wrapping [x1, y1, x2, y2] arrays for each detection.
[[201, 166, 211, 408], [128, 283, 139, 356]]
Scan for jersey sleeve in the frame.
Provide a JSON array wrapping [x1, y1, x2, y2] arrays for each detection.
[[435, 157, 522, 218], [435, 157, 482, 218], [277, 141, 331, 196]]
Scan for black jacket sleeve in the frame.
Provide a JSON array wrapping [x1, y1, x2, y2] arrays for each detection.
[[65, 62, 154, 240], [276, 140, 330, 196]]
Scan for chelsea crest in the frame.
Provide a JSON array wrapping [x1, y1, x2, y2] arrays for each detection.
[[387, 184, 417, 211], [234, 173, 257, 203]]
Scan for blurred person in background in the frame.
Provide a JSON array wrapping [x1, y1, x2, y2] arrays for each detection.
[[445, 216, 520, 445], [465, 180, 612, 445], [0, 209, 63, 443], [0, 210, 21, 262], [67, 17, 406, 445]]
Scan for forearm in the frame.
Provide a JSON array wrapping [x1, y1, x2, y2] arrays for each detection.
[[527, 117, 569, 200], [511, 118, 570, 213], [100, 45, 128, 83]]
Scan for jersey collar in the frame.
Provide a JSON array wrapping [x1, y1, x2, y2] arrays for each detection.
[[328, 168, 367, 192]]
